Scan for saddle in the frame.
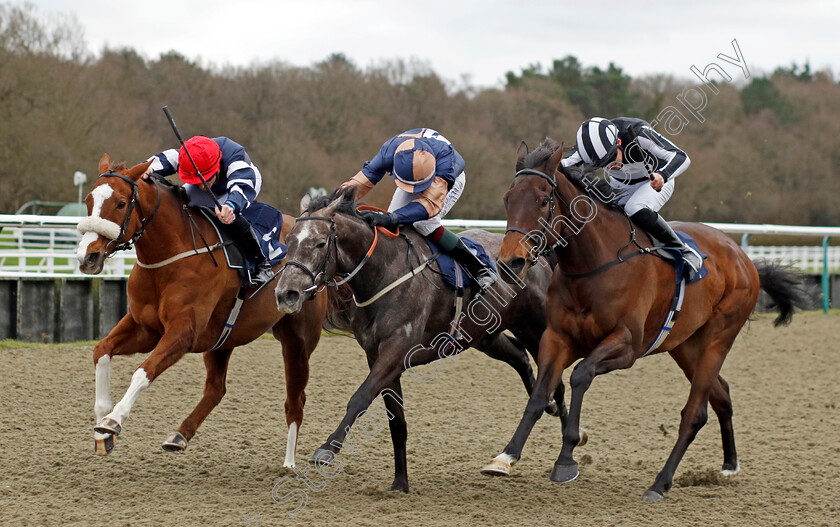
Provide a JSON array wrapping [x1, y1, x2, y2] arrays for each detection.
[[649, 230, 708, 284], [196, 202, 287, 281], [423, 236, 496, 291]]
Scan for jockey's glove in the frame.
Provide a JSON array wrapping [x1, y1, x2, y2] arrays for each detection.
[[360, 210, 398, 229]]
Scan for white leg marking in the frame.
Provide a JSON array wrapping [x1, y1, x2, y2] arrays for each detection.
[[94, 355, 112, 420], [104, 368, 150, 426], [94, 355, 113, 440], [283, 422, 298, 468], [494, 452, 517, 466], [721, 461, 741, 476]]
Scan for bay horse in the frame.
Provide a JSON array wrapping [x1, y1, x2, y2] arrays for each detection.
[[77, 154, 327, 466], [481, 139, 810, 501], [274, 188, 564, 492]]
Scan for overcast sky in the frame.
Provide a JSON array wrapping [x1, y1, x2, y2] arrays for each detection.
[[24, 0, 840, 88]]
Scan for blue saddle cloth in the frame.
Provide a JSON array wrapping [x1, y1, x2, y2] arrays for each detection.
[[423, 236, 496, 289], [241, 202, 287, 266], [660, 231, 708, 284]]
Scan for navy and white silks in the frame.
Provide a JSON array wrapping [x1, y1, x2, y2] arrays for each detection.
[[148, 137, 263, 213]]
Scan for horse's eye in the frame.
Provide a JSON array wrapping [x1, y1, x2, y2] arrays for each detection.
[[540, 197, 550, 207], [116, 201, 127, 209], [315, 241, 327, 249]]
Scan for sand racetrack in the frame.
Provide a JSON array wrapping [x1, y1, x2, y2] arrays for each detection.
[[1, 312, 838, 526]]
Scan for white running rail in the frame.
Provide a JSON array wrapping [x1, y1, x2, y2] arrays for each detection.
[[2, 215, 840, 276]]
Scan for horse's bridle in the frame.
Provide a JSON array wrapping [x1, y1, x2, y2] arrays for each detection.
[[96, 172, 162, 253], [282, 216, 338, 295], [282, 214, 384, 295], [505, 168, 570, 264]]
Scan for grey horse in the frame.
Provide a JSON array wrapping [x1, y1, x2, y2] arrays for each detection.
[[275, 189, 566, 492]]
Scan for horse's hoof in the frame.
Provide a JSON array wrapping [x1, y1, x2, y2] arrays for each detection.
[[94, 418, 121, 436], [577, 428, 589, 447], [721, 461, 740, 476], [550, 462, 579, 483], [310, 448, 335, 465], [545, 399, 562, 417], [390, 479, 409, 493], [162, 431, 188, 452], [480, 458, 512, 477], [641, 489, 665, 502], [94, 434, 115, 455]]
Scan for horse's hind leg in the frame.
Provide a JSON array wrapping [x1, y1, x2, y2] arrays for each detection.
[[669, 346, 739, 475], [644, 326, 740, 501], [475, 334, 535, 395], [274, 295, 325, 468], [162, 348, 233, 452], [92, 314, 159, 455]]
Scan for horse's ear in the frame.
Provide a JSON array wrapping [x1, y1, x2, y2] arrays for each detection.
[[516, 141, 529, 163], [556, 142, 566, 175], [126, 160, 153, 181], [548, 142, 565, 174], [299, 193, 312, 214], [98, 154, 111, 175]]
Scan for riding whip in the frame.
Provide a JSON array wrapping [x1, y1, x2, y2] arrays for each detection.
[[162, 106, 224, 210]]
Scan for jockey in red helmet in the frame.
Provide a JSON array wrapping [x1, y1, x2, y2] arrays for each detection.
[[144, 135, 274, 287]]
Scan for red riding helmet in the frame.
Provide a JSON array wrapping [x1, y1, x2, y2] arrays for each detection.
[[178, 136, 222, 185]]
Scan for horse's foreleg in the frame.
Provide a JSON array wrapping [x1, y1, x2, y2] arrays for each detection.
[[274, 296, 324, 468], [92, 314, 159, 455], [310, 341, 423, 469], [95, 321, 194, 438], [481, 328, 574, 477], [382, 378, 408, 493], [162, 348, 233, 452]]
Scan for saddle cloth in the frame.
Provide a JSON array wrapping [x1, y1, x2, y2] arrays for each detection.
[[423, 236, 496, 290]]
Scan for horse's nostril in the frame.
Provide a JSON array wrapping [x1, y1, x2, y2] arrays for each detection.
[[85, 253, 99, 266], [284, 290, 300, 304]]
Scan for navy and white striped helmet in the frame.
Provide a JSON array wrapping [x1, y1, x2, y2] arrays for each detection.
[[575, 118, 619, 168]]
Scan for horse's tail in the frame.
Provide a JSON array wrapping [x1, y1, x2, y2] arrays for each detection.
[[324, 283, 355, 333], [755, 261, 812, 327]]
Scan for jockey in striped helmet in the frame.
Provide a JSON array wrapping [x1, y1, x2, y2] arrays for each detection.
[[562, 117, 702, 276], [340, 128, 497, 292]]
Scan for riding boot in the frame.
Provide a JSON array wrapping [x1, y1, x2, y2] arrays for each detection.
[[226, 215, 274, 287], [630, 209, 702, 274], [447, 239, 498, 293]]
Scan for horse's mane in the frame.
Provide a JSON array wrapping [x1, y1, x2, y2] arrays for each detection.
[[519, 137, 620, 210], [306, 186, 361, 217]]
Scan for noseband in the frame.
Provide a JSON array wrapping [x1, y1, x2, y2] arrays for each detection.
[[96, 172, 162, 252], [505, 168, 569, 263], [282, 216, 338, 294]]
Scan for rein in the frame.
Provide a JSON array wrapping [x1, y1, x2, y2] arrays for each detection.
[[508, 167, 650, 279]]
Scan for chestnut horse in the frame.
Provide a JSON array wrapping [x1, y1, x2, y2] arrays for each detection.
[[77, 154, 327, 466], [481, 139, 810, 501]]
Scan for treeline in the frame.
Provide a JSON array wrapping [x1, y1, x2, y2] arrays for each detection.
[[1, 3, 839, 225]]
